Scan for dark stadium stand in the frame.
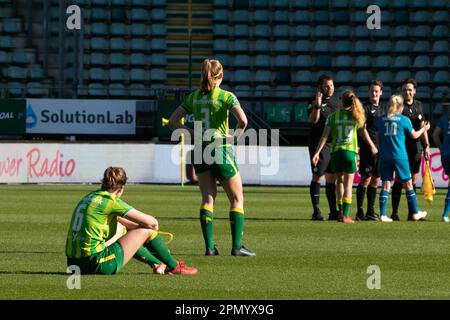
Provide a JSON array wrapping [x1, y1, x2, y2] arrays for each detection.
[[0, 0, 448, 142]]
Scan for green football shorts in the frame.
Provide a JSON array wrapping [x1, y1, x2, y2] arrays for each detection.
[[66, 242, 124, 275], [330, 150, 358, 174], [193, 145, 239, 181]]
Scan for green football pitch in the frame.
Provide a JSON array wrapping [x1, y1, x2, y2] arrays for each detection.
[[0, 184, 449, 300]]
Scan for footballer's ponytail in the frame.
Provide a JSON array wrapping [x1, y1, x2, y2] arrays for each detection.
[[101, 167, 128, 192], [200, 59, 223, 93], [387, 95, 404, 116], [342, 90, 365, 129]]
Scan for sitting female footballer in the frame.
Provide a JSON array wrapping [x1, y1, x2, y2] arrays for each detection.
[[65, 166, 197, 275], [374, 95, 430, 222], [312, 90, 377, 224], [433, 111, 450, 222]]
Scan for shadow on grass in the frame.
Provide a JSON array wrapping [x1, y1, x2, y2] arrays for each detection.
[[0, 270, 68, 275]]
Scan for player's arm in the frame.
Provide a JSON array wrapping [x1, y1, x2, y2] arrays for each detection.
[[410, 121, 430, 139], [433, 126, 442, 149], [308, 91, 322, 124], [420, 120, 431, 158], [230, 104, 248, 144], [312, 127, 330, 166], [358, 126, 378, 156], [169, 106, 194, 136], [123, 208, 159, 230]]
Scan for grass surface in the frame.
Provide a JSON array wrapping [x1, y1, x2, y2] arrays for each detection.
[[0, 184, 449, 300]]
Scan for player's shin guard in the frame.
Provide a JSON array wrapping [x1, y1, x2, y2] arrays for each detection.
[[145, 231, 177, 269], [200, 205, 215, 250], [343, 198, 352, 218], [379, 189, 389, 216], [356, 185, 366, 214], [367, 186, 377, 215], [443, 187, 450, 218], [230, 208, 244, 250], [391, 181, 403, 214], [405, 189, 419, 215], [310, 181, 321, 214], [134, 246, 162, 268], [326, 182, 338, 215]]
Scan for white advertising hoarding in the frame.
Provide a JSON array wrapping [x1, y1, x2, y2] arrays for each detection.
[[26, 99, 136, 135], [0, 144, 448, 188]]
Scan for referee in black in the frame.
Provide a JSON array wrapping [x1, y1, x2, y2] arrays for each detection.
[[356, 80, 384, 221], [391, 78, 431, 221], [307, 74, 342, 220]]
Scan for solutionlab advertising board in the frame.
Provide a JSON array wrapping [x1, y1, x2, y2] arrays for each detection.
[[25, 99, 136, 135]]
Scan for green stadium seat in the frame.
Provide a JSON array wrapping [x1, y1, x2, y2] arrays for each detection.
[[255, 70, 272, 84], [293, 11, 310, 23], [294, 25, 311, 38], [295, 55, 313, 67], [151, 24, 166, 37], [213, 24, 228, 37], [27, 66, 44, 80], [336, 71, 353, 83], [374, 55, 393, 68], [394, 26, 410, 38], [411, 0, 428, 8], [111, 23, 128, 36], [91, 23, 108, 36], [274, 85, 292, 98], [430, 0, 448, 7], [233, 10, 249, 23], [90, 8, 108, 21], [374, 40, 392, 53], [234, 39, 249, 52], [254, 85, 271, 97], [333, 11, 350, 23], [350, 0, 370, 8], [433, 71, 449, 83], [253, 10, 270, 23], [254, 0, 269, 8], [432, 86, 449, 100], [11, 51, 28, 64], [213, 0, 228, 7], [215, 54, 230, 67], [432, 25, 448, 38], [129, 8, 150, 21], [151, 39, 166, 51], [314, 11, 329, 23], [395, 11, 409, 24], [433, 11, 448, 23], [334, 40, 351, 53], [333, 55, 352, 68], [0, 50, 11, 63], [7, 82, 24, 96], [273, 10, 289, 23], [130, 83, 147, 98], [432, 56, 448, 69], [333, 25, 351, 38], [432, 40, 448, 52], [296, 86, 315, 99], [413, 26, 431, 38], [89, 68, 107, 81], [0, 36, 15, 49], [91, 37, 109, 52], [315, 55, 331, 68], [90, 53, 107, 66], [234, 85, 251, 98], [393, 40, 411, 52], [393, 56, 411, 68], [131, 24, 148, 36], [353, 25, 369, 39], [130, 69, 147, 82], [390, 0, 408, 8], [254, 55, 270, 68], [331, 0, 349, 8], [314, 40, 330, 52], [414, 71, 431, 83], [152, 0, 166, 7], [213, 9, 228, 22], [6, 66, 26, 79], [1, 19, 22, 33], [233, 54, 250, 68], [151, 53, 166, 66], [254, 25, 271, 38], [355, 56, 371, 68], [109, 84, 127, 97], [273, 25, 290, 38], [393, 71, 411, 83], [273, 0, 289, 8], [110, 7, 128, 21], [412, 40, 429, 52], [213, 39, 229, 52], [111, 0, 127, 5], [150, 69, 166, 82], [415, 87, 430, 100], [233, 70, 251, 83], [234, 24, 249, 38], [130, 53, 147, 66], [293, 70, 313, 84], [413, 56, 430, 68], [273, 40, 290, 52], [314, 25, 329, 38], [27, 82, 48, 97], [354, 40, 369, 52], [375, 71, 393, 83], [110, 53, 128, 65], [411, 11, 429, 23], [356, 71, 372, 83], [131, 38, 148, 51], [274, 55, 290, 68], [151, 9, 167, 21], [110, 38, 127, 51]]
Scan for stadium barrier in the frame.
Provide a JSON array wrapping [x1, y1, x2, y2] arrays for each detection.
[[0, 143, 447, 187]]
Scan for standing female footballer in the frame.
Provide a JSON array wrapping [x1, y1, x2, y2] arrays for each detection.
[[312, 91, 377, 224], [432, 112, 450, 222], [65, 167, 197, 275], [169, 59, 256, 257], [374, 95, 430, 222]]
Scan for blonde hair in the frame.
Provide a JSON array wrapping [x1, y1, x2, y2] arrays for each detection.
[[387, 95, 404, 116], [101, 167, 128, 191], [200, 59, 223, 93], [341, 90, 365, 129]]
